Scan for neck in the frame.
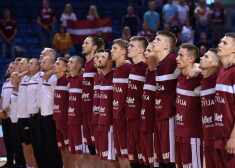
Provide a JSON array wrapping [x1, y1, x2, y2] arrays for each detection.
[[115, 57, 127, 67], [70, 69, 82, 77], [29, 71, 39, 77], [86, 53, 95, 62], [157, 50, 170, 62], [132, 55, 144, 64], [101, 67, 112, 76], [220, 55, 234, 68], [55, 72, 65, 79], [201, 68, 217, 78], [181, 64, 194, 76]]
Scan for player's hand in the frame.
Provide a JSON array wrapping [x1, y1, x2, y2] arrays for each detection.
[[225, 137, 235, 154], [0, 111, 7, 119], [187, 63, 202, 78]]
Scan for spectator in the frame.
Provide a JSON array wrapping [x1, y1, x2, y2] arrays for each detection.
[[187, 0, 196, 26], [86, 5, 100, 21], [210, 0, 226, 46], [138, 22, 154, 41], [121, 5, 140, 36], [177, 0, 189, 27], [0, 10, 18, 58], [60, 3, 77, 27], [196, 31, 212, 51], [37, 0, 56, 48], [181, 18, 195, 44], [53, 24, 72, 57], [168, 16, 182, 46], [162, 0, 178, 25], [143, 0, 160, 33], [231, 11, 235, 33], [121, 26, 132, 41], [194, 0, 210, 41]]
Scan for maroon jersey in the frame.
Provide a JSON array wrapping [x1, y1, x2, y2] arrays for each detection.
[[126, 61, 148, 119], [53, 74, 69, 122], [68, 75, 83, 125], [0, 19, 18, 38], [81, 58, 97, 114], [200, 73, 217, 146], [92, 73, 102, 125], [214, 66, 235, 141], [176, 73, 203, 138], [38, 8, 55, 28], [140, 69, 156, 133], [155, 52, 178, 120], [98, 70, 114, 125], [113, 63, 132, 119]]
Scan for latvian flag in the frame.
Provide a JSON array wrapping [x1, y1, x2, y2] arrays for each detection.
[[67, 18, 112, 44]]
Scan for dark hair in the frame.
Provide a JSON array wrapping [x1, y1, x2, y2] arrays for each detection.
[[15, 57, 23, 62], [87, 36, 105, 51], [180, 43, 199, 62], [96, 49, 111, 60], [225, 32, 235, 43], [113, 39, 129, 50], [156, 30, 177, 51], [208, 48, 218, 54], [71, 55, 85, 66], [57, 57, 68, 66], [130, 36, 148, 50]]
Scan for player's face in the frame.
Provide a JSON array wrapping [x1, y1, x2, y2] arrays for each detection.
[[19, 58, 28, 73], [40, 57, 52, 72], [144, 44, 155, 64], [94, 53, 101, 68], [67, 57, 78, 72], [40, 49, 51, 62], [128, 41, 141, 59], [98, 52, 109, 69], [152, 35, 168, 54], [111, 43, 123, 61], [14, 60, 20, 72], [82, 37, 93, 56], [176, 48, 190, 69], [7, 63, 15, 75], [28, 59, 40, 73], [54, 60, 66, 73], [199, 51, 216, 69], [217, 36, 235, 58]]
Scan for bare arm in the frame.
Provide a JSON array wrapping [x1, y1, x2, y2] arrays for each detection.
[[225, 124, 235, 154]]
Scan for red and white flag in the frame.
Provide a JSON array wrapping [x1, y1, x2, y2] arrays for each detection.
[[67, 18, 112, 44]]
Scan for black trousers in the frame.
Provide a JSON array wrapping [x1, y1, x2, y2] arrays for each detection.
[[41, 114, 63, 168], [29, 113, 47, 168]]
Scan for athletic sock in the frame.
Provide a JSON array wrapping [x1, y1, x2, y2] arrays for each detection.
[[88, 144, 96, 155]]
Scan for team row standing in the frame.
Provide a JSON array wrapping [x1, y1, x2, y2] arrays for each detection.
[[1, 31, 235, 168]]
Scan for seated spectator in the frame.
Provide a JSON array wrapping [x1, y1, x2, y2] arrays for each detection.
[[210, 0, 226, 46], [138, 22, 154, 42], [177, 0, 189, 27], [143, 0, 160, 33], [86, 5, 100, 21], [120, 26, 132, 41], [196, 31, 212, 51], [194, 0, 210, 42], [53, 24, 72, 56], [181, 18, 195, 44], [63, 53, 71, 60], [162, 0, 178, 25], [0, 10, 18, 58], [168, 16, 181, 46], [37, 0, 56, 48], [121, 5, 140, 36], [60, 3, 77, 27]]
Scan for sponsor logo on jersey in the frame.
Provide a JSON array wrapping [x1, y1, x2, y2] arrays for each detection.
[[214, 113, 223, 122], [102, 151, 108, 157], [54, 93, 61, 98], [128, 83, 137, 90], [69, 95, 77, 101], [100, 93, 108, 99], [162, 152, 170, 160], [54, 105, 59, 110], [114, 86, 123, 92], [68, 107, 74, 113], [156, 83, 165, 91], [82, 93, 89, 99], [142, 93, 150, 101], [183, 163, 192, 168], [202, 116, 213, 124], [176, 96, 186, 106], [126, 97, 135, 104], [141, 109, 145, 116], [99, 107, 105, 113], [93, 106, 100, 112], [215, 93, 225, 104], [155, 99, 161, 105], [176, 114, 183, 122], [82, 80, 91, 86], [201, 97, 215, 107], [113, 100, 119, 106], [93, 92, 100, 99]]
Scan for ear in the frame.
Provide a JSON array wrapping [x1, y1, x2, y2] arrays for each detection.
[[92, 45, 98, 52], [164, 43, 169, 51], [62, 66, 67, 72], [189, 55, 195, 63]]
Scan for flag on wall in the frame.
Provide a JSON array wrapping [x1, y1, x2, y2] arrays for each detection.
[[67, 18, 112, 44]]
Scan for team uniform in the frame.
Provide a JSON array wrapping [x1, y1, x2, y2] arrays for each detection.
[[39, 74, 63, 168], [154, 52, 178, 164], [53, 74, 69, 149], [17, 76, 31, 145], [175, 73, 203, 168], [68, 74, 84, 154], [92, 72, 102, 155], [27, 71, 47, 168], [113, 63, 132, 159], [97, 70, 115, 160], [126, 61, 148, 164], [140, 68, 159, 168], [214, 66, 235, 167], [81, 57, 97, 152], [200, 73, 217, 168]]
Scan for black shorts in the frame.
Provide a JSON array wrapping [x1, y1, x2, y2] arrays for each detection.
[[17, 118, 31, 145]]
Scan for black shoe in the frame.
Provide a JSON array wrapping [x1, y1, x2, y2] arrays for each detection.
[[0, 163, 14, 168]]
